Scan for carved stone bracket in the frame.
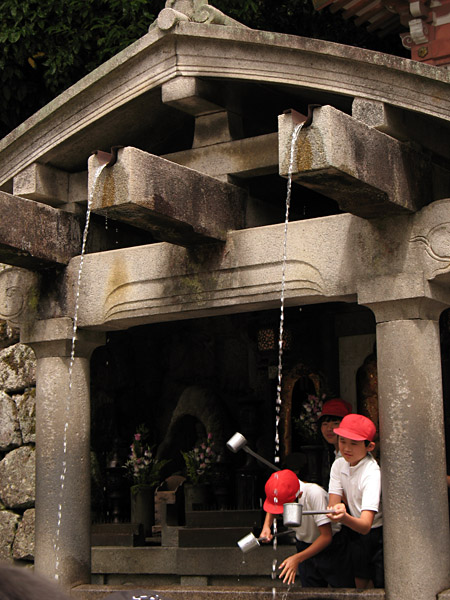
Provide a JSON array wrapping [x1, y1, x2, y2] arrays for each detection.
[[150, 0, 249, 32], [0, 267, 40, 328]]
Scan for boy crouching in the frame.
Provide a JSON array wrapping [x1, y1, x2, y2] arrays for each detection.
[[261, 469, 353, 587]]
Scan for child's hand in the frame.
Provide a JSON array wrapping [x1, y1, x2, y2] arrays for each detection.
[[259, 525, 273, 542], [278, 555, 301, 584], [327, 503, 346, 521]]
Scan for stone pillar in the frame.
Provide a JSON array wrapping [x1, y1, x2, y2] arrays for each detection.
[[364, 297, 450, 600], [22, 318, 105, 589]]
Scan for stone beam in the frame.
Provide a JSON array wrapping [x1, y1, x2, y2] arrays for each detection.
[[13, 163, 69, 207], [161, 76, 229, 117], [0, 191, 82, 268], [352, 98, 450, 162], [279, 106, 449, 218], [12, 163, 89, 211], [88, 147, 246, 245], [162, 133, 279, 180], [61, 199, 450, 331], [0, 190, 152, 270], [161, 76, 243, 150]]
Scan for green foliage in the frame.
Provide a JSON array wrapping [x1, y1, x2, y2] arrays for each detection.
[[0, 0, 162, 138]]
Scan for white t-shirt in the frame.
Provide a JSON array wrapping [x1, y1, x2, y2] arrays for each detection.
[[328, 453, 382, 529], [292, 481, 340, 544]]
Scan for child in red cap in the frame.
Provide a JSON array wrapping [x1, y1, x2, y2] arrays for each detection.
[[327, 413, 383, 589], [318, 398, 352, 485], [260, 469, 353, 587]]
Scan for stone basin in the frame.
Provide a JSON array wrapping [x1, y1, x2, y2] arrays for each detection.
[[72, 585, 386, 600]]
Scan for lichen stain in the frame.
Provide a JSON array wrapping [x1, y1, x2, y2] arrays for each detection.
[[297, 137, 313, 172], [27, 285, 39, 312], [178, 274, 206, 301], [105, 255, 130, 311], [171, 244, 224, 305], [100, 172, 116, 210]]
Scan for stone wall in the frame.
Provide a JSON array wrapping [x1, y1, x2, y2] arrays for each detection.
[[0, 306, 36, 564]]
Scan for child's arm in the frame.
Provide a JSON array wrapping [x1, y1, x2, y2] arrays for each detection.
[[327, 492, 342, 507], [278, 523, 333, 584], [327, 503, 376, 535], [260, 511, 274, 542]]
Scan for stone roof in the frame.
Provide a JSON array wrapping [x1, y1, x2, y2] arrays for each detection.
[[0, 3, 449, 190]]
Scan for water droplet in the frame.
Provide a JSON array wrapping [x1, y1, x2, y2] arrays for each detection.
[[272, 559, 278, 580]]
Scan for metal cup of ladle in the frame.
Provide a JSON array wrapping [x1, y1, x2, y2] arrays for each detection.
[[283, 502, 336, 527], [227, 432, 248, 453], [237, 532, 262, 553], [226, 432, 280, 472], [237, 529, 294, 553]]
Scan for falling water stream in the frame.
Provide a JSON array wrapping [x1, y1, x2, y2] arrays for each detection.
[[53, 162, 107, 580], [270, 122, 304, 596], [274, 121, 303, 464]]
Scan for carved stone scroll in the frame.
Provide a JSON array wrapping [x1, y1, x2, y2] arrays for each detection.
[[0, 268, 40, 328], [151, 0, 249, 31]]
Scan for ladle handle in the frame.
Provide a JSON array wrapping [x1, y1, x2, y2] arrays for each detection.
[[258, 529, 294, 541], [302, 510, 336, 515], [243, 446, 280, 472]]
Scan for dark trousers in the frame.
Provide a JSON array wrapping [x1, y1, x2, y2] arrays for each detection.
[[346, 525, 384, 588], [296, 529, 354, 588]]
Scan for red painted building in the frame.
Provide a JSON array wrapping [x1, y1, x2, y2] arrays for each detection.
[[313, 0, 450, 65]]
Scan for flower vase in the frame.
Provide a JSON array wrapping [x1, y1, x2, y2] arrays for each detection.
[[130, 484, 155, 537], [184, 483, 211, 512]]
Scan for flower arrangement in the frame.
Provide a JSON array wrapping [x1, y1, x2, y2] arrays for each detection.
[[293, 394, 324, 444], [124, 424, 170, 492], [181, 432, 217, 485]]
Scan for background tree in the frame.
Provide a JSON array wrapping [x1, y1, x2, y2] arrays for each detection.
[[0, 0, 408, 140]]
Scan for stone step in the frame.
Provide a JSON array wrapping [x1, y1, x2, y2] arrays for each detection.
[[91, 524, 145, 547], [185, 509, 263, 528], [177, 526, 260, 547]]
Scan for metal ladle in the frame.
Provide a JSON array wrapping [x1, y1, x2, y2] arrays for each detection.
[[237, 529, 295, 553], [283, 502, 336, 527], [226, 432, 280, 471]]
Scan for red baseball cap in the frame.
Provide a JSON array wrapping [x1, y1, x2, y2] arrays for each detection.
[[263, 470, 301, 514], [320, 398, 352, 419], [333, 414, 376, 442]]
